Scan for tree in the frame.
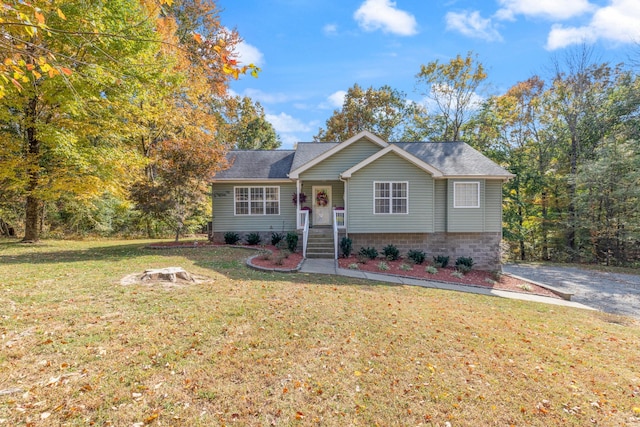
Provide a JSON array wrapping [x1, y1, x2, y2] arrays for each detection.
[[314, 84, 416, 141], [414, 51, 487, 141], [0, 0, 162, 242], [546, 47, 636, 256], [0, 0, 259, 241], [218, 96, 280, 150]]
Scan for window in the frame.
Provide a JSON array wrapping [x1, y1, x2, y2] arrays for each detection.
[[374, 182, 408, 214], [235, 186, 280, 215], [453, 182, 480, 208]]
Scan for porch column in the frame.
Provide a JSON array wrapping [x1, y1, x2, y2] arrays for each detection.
[[296, 179, 301, 229]]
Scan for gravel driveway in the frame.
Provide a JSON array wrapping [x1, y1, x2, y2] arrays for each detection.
[[503, 264, 640, 319]]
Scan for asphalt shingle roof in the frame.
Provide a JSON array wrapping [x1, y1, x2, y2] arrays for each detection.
[[394, 142, 512, 177], [213, 141, 512, 180], [214, 150, 295, 180]]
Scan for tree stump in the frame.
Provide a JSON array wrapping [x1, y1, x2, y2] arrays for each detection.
[[140, 267, 194, 283]]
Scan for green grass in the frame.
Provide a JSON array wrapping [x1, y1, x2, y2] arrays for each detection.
[[1, 239, 639, 426]]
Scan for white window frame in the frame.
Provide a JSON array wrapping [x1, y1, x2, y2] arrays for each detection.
[[373, 181, 409, 215], [453, 181, 480, 208], [234, 186, 280, 216]]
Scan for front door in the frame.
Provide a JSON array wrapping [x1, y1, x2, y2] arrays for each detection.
[[312, 185, 332, 226]]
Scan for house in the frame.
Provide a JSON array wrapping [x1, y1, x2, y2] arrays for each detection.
[[210, 131, 513, 270]]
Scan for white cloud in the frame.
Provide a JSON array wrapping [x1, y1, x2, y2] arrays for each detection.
[[235, 41, 264, 66], [354, 0, 418, 36], [327, 91, 347, 108], [546, 0, 640, 49], [495, 0, 594, 21], [323, 23, 338, 36], [445, 11, 503, 42], [265, 112, 312, 134], [242, 88, 290, 104]]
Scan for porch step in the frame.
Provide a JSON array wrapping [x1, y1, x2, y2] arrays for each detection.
[[306, 232, 334, 259]]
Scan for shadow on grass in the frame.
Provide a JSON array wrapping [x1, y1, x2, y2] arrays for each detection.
[[0, 239, 386, 288], [0, 240, 157, 265]]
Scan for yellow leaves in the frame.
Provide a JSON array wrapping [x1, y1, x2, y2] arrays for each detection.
[[354, 370, 362, 377], [57, 8, 66, 20], [633, 406, 640, 417], [193, 33, 203, 44]]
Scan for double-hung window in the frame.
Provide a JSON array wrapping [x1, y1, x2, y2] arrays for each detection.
[[453, 182, 480, 208], [374, 182, 408, 214], [235, 186, 280, 215]]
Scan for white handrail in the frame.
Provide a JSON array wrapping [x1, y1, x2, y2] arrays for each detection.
[[302, 210, 309, 258], [332, 208, 345, 259]]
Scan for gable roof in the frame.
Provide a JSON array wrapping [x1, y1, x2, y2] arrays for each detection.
[[342, 145, 444, 178], [212, 150, 295, 181], [290, 142, 337, 172], [212, 134, 513, 182], [288, 130, 387, 179], [395, 142, 513, 178]]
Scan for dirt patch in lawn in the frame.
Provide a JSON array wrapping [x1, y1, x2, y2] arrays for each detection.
[[338, 256, 560, 298]]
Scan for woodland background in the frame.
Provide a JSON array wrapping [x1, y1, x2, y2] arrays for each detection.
[[1, 1, 639, 266]]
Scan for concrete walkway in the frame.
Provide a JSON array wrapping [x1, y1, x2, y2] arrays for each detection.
[[300, 259, 594, 310]]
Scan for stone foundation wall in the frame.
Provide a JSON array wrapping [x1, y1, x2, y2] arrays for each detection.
[[348, 232, 502, 271]]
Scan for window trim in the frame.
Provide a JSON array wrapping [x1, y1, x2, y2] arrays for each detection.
[[234, 186, 280, 216], [453, 181, 480, 209], [373, 181, 409, 215]]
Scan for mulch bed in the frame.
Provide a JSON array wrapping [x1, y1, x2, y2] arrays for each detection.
[[337, 256, 560, 298]]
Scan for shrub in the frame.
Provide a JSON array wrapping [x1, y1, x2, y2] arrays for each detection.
[[279, 249, 291, 259], [271, 232, 284, 246], [377, 261, 390, 271], [382, 244, 400, 261], [340, 237, 353, 258], [348, 263, 359, 270], [258, 251, 272, 261], [399, 263, 413, 271], [357, 254, 369, 264], [425, 266, 438, 275], [285, 232, 298, 252], [433, 255, 449, 268], [407, 249, 426, 265], [450, 270, 464, 279], [246, 232, 262, 245], [224, 232, 240, 245], [359, 246, 378, 260], [455, 256, 474, 274]]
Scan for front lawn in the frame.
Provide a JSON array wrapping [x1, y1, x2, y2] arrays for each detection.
[[1, 240, 639, 426]]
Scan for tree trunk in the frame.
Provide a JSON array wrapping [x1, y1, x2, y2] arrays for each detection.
[[22, 95, 41, 243]]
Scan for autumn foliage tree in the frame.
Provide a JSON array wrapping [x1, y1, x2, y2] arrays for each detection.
[[0, 0, 258, 241]]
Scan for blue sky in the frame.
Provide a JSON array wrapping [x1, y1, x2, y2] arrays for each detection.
[[218, 0, 640, 148]]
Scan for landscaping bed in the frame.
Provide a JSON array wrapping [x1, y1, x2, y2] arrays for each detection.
[[337, 255, 560, 298]]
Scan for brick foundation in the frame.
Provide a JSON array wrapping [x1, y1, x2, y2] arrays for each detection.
[[347, 232, 502, 271]]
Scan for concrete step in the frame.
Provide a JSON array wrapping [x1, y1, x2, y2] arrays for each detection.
[[306, 252, 334, 259]]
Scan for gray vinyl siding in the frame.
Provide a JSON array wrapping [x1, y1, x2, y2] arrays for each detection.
[[212, 182, 297, 232], [447, 179, 485, 232], [299, 138, 381, 180], [484, 180, 503, 232], [434, 180, 447, 232], [347, 152, 434, 233]]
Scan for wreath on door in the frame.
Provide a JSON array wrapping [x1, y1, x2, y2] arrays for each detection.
[[316, 190, 328, 207]]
